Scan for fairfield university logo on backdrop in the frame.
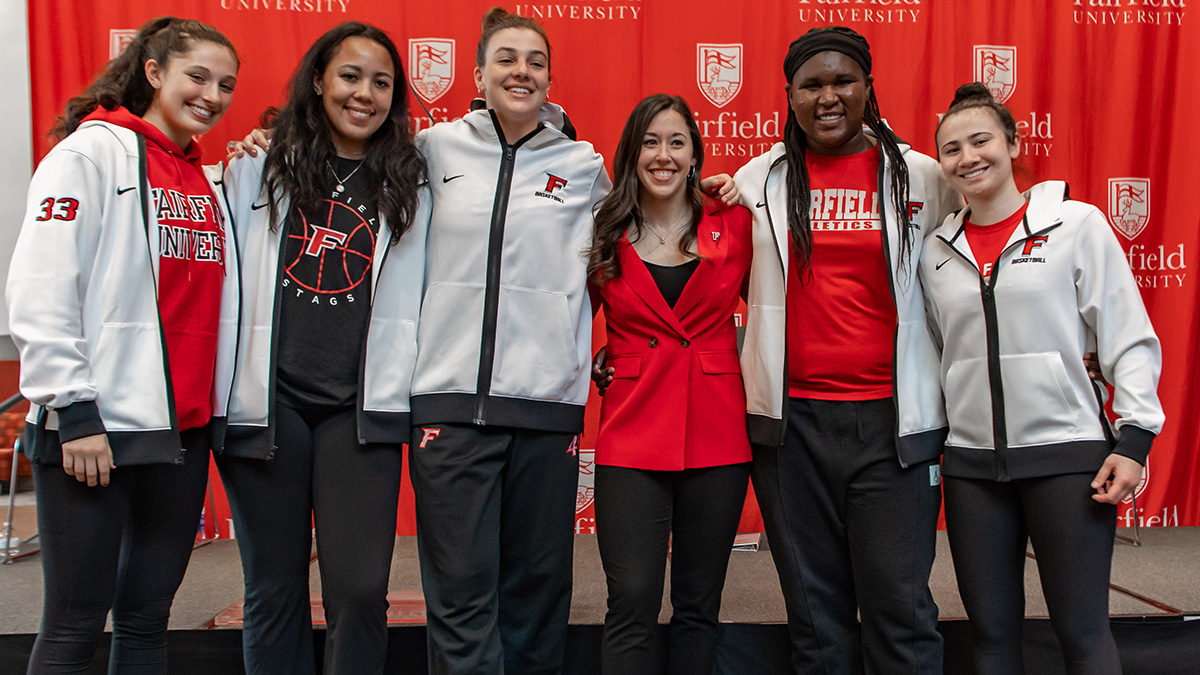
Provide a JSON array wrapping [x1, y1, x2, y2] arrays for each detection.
[[1073, 0, 1186, 27], [973, 45, 1016, 104], [1108, 176, 1188, 290], [697, 44, 742, 108], [514, 1, 642, 21], [409, 39, 454, 105], [110, 30, 136, 59], [575, 448, 596, 534], [796, 0, 924, 24], [967, 46, 1054, 157], [1109, 178, 1150, 240]]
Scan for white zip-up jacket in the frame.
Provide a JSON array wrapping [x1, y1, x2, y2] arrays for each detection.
[[411, 104, 610, 433], [7, 121, 240, 464], [734, 136, 961, 465], [221, 152, 430, 459], [920, 181, 1163, 480]]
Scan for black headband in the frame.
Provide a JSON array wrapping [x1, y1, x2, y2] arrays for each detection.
[[783, 26, 872, 83]]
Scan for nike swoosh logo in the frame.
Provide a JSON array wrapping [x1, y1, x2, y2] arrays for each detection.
[[116, 186, 136, 195], [755, 201, 766, 209], [251, 202, 269, 211], [443, 174, 464, 183], [935, 258, 951, 270]]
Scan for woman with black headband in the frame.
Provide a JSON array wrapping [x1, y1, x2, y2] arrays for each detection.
[[733, 26, 960, 674]]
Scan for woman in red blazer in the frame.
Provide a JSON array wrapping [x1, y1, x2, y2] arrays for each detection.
[[587, 94, 753, 675]]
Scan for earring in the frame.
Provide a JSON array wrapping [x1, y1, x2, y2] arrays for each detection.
[[687, 166, 696, 183]]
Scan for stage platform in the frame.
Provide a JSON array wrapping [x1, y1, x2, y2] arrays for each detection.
[[2, 496, 1199, 673]]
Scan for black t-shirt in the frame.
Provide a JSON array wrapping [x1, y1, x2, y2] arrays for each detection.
[[275, 158, 379, 409], [645, 258, 700, 308]]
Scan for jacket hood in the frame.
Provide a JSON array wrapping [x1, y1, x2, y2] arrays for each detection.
[[82, 106, 200, 161], [938, 180, 1068, 240], [463, 101, 577, 145]]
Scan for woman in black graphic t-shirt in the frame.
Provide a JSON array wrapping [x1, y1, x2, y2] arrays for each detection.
[[217, 22, 428, 675]]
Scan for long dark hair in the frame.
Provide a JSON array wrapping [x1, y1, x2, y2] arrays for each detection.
[[587, 94, 705, 283], [782, 28, 912, 280], [261, 22, 426, 244], [52, 16, 238, 140]]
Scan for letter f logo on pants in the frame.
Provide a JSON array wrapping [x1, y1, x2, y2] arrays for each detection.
[[419, 428, 442, 448]]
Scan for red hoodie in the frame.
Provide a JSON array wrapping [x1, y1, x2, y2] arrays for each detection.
[[84, 107, 225, 432]]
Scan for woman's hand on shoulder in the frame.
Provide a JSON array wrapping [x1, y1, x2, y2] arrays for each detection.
[[700, 174, 740, 206], [61, 433, 115, 487], [1090, 453, 1143, 504], [225, 128, 273, 162]]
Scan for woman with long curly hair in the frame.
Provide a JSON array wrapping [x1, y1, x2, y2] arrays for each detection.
[[7, 16, 240, 673], [587, 93, 753, 675], [216, 21, 428, 675]]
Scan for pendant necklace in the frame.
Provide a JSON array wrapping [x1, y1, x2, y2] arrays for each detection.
[[642, 216, 688, 247], [327, 159, 364, 192]]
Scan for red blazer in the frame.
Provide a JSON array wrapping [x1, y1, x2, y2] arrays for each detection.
[[593, 203, 753, 471]]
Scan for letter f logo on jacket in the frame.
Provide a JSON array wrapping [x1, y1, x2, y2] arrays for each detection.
[[1023, 236, 1049, 255], [545, 174, 568, 192]]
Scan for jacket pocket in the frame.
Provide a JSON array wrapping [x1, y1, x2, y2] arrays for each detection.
[[700, 351, 741, 375], [944, 353, 1083, 449], [1000, 352, 1082, 446], [364, 319, 417, 412], [608, 356, 641, 379], [491, 286, 581, 400], [413, 282, 485, 394], [91, 322, 171, 431]]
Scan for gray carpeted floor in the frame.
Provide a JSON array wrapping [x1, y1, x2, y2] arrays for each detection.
[[3, 520, 1197, 634]]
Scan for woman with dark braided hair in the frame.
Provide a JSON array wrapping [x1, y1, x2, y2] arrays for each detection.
[[7, 16, 240, 673], [733, 26, 960, 674], [217, 21, 428, 675]]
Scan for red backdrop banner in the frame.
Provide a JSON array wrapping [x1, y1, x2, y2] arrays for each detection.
[[26, 0, 1200, 536]]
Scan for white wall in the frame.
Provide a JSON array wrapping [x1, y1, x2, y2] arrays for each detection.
[[0, 1, 32, 358]]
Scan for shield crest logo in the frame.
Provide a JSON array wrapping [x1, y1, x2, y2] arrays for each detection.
[[973, 45, 1016, 104], [110, 30, 137, 60], [697, 44, 742, 108], [409, 39, 455, 105], [1108, 178, 1151, 240], [576, 448, 596, 514]]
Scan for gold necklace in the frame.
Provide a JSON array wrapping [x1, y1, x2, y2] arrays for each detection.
[[327, 159, 364, 192]]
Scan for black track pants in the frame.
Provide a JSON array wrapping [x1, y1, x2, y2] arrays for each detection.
[[410, 423, 579, 675], [944, 473, 1120, 675], [215, 403, 402, 675], [28, 427, 209, 675], [751, 397, 943, 675], [594, 462, 750, 675]]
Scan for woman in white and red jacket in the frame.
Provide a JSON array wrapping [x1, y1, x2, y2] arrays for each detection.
[[920, 83, 1163, 675], [6, 17, 240, 673]]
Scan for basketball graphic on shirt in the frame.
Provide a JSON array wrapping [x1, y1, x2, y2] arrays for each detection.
[[285, 200, 374, 294]]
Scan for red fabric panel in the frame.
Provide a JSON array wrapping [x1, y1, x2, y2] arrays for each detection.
[[25, 1, 1200, 532]]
